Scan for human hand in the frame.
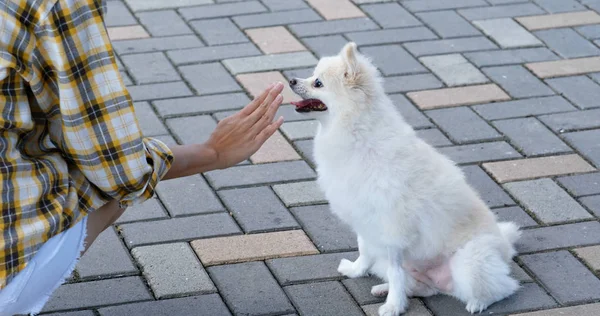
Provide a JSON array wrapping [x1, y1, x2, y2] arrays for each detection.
[[204, 82, 285, 170]]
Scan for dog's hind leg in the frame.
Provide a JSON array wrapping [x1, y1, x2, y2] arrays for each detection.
[[378, 247, 409, 316], [338, 235, 374, 278]]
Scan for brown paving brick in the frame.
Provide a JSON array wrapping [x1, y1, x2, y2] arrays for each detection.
[[482, 154, 596, 183], [526, 56, 600, 78], [516, 11, 600, 31], [407, 84, 511, 110], [246, 26, 307, 54], [236, 71, 300, 103], [575, 245, 600, 271], [191, 230, 319, 266], [509, 303, 600, 316], [250, 130, 301, 163], [107, 26, 150, 41], [306, 0, 365, 20]]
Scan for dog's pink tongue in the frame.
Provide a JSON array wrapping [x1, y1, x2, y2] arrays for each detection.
[[291, 99, 314, 108]]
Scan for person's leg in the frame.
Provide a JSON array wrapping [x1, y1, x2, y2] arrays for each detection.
[[83, 199, 125, 253]]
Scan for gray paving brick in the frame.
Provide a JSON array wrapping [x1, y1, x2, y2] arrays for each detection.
[[105, 1, 136, 27], [266, 252, 358, 285], [342, 277, 385, 305], [404, 36, 498, 57], [98, 295, 231, 316], [521, 250, 600, 304], [534, 0, 585, 13], [419, 54, 488, 86], [289, 18, 379, 37], [278, 120, 315, 139], [120, 71, 133, 86], [190, 18, 249, 46], [535, 28, 600, 58], [538, 109, 600, 132], [115, 196, 168, 224], [474, 18, 542, 48], [487, 0, 529, 4], [493, 206, 538, 228], [294, 139, 316, 166], [557, 172, 600, 197], [546, 76, 600, 109], [426, 107, 502, 144], [125, 0, 213, 11], [473, 96, 575, 120], [233, 9, 323, 29], [132, 243, 215, 298], [361, 3, 421, 28], [416, 129, 453, 147], [458, 3, 545, 20], [167, 43, 261, 65], [137, 10, 193, 37], [482, 65, 554, 98], [302, 35, 348, 58], [113, 35, 204, 55], [180, 63, 241, 95], [121, 52, 180, 84], [167, 115, 215, 145], [76, 228, 137, 279], [127, 82, 193, 101], [218, 186, 299, 233], [156, 174, 224, 217], [564, 129, 600, 167], [576, 25, 600, 40], [403, 0, 488, 12], [154, 93, 250, 117], [384, 74, 443, 93], [580, 195, 600, 216], [510, 261, 534, 282], [42, 277, 152, 312], [360, 45, 426, 76], [416, 10, 481, 38], [223, 52, 318, 75], [438, 141, 522, 164], [46, 311, 95, 316], [346, 27, 438, 46], [290, 205, 357, 252], [262, 0, 308, 11], [206, 160, 316, 189], [272, 180, 327, 207], [390, 94, 433, 129], [119, 213, 241, 247], [504, 179, 592, 224], [208, 262, 295, 315], [283, 68, 314, 81], [465, 47, 559, 67], [285, 281, 364, 316], [179, 1, 267, 20], [517, 221, 600, 253], [492, 117, 571, 156], [462, 165, 515, 208], [424, 283, 556, 316], [133, 102, 168, 137]]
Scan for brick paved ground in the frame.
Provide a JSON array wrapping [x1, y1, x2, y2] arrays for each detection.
[[40, 0, 600, 315]]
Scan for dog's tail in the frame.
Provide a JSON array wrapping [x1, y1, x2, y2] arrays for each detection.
[[498, 222, 521, 245]]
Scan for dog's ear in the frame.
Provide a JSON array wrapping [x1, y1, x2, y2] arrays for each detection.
[[341, 42, 359, 79]]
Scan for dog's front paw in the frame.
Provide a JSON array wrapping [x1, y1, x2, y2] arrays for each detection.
[[466, 300, 489, 314], [337, 258, 366, 278], [378, 302, 406, 316], [371, 283, 389, 297]]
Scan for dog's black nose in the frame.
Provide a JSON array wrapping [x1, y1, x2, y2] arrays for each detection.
[[289, 79, 297, 86]]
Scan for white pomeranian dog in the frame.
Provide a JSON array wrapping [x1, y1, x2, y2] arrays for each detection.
[[289, 42, 521, 316]]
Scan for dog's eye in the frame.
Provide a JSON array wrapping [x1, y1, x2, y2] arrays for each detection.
[[314, 78, 323, 88]]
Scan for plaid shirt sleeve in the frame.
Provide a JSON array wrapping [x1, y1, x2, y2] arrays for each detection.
[[0, 0, 173, 288]]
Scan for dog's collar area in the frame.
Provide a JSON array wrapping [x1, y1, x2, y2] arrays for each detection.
[[291, 99, 328, 113]]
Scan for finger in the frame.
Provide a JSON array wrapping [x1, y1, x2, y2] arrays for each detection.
[[246, 83, 283, 125], [255, 116, 284, 144], [250, 93, 283, 134], [239, 83, 276, 116]]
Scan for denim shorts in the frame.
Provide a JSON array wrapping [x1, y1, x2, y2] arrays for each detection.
[[0, 216, 87, 315]]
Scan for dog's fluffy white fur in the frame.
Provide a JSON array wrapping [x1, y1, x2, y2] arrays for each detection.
[[289, 43, 520, 316]]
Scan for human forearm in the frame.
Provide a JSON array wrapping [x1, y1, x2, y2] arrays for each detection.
[[162, 143, 219, 180]]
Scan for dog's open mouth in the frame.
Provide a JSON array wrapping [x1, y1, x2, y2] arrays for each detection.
[[291, 99, 328, 113]]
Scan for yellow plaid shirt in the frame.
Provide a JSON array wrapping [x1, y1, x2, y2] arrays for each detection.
[[0, 0, 173, 289]]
